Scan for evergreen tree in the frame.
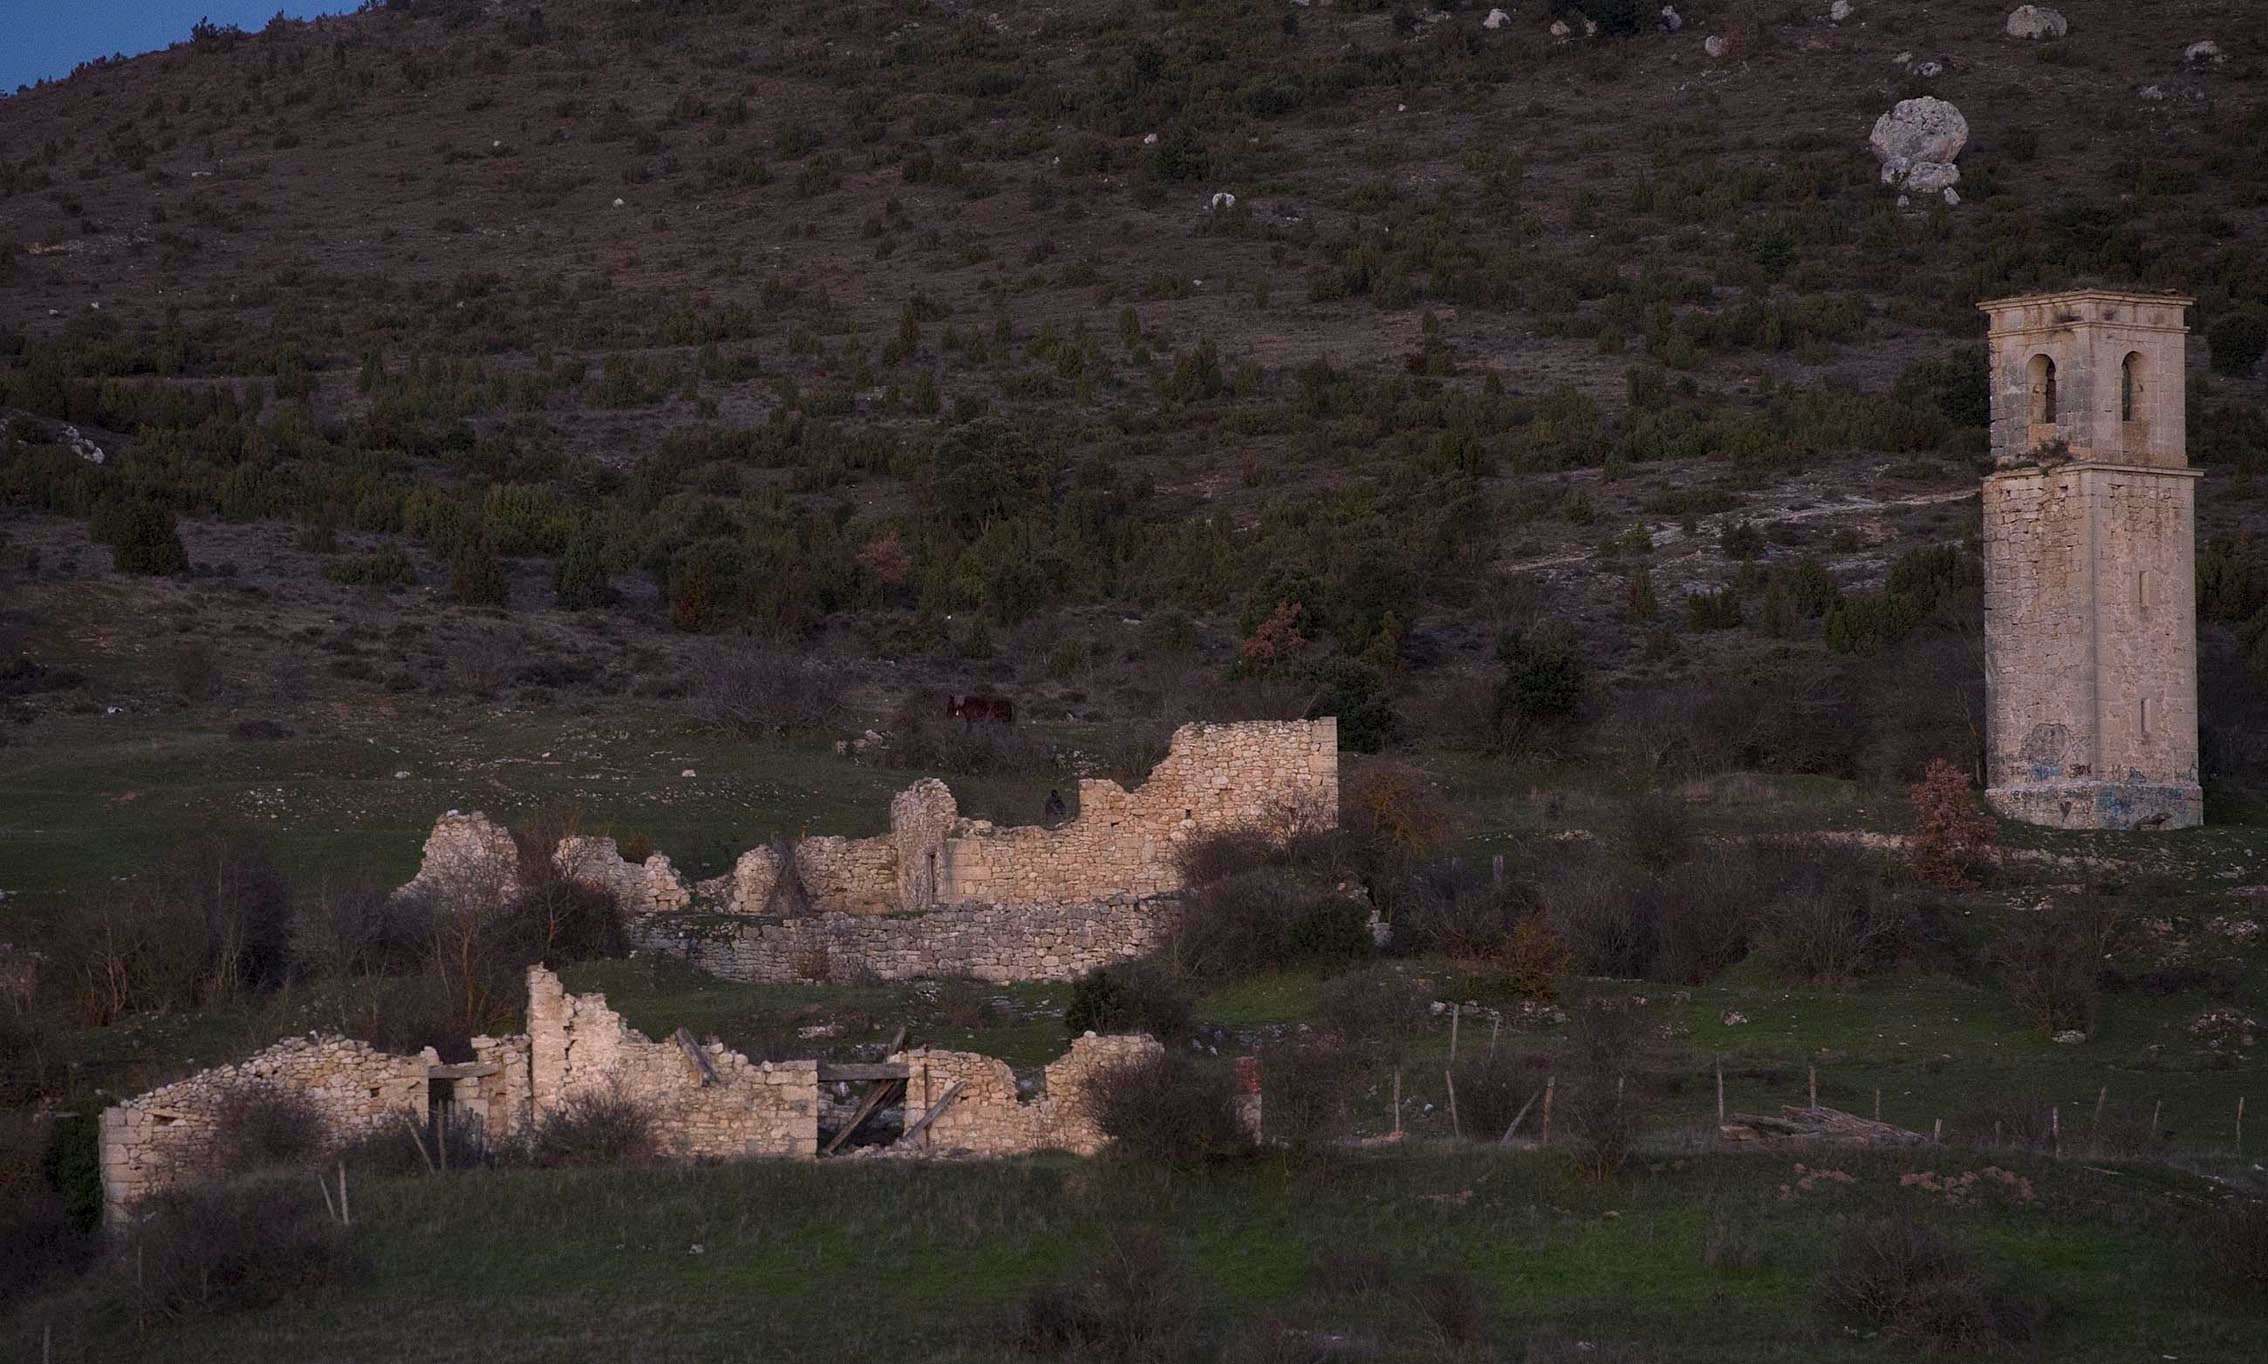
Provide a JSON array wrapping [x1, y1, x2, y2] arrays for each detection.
[[450, 526, 507, 608], [552, 523, 613, 610], [111, 503, 190, 576]]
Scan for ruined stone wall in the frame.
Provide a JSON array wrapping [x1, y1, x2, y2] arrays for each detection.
[[526, 966, 818, 1159], [99, 1036, 435, 1219], [911, 719, 1338, 907], [700, 835, 898, 916], [632, 896, 1181, 984], [896, 1033, 1162, 1156], [397, 718, 1339, 923]]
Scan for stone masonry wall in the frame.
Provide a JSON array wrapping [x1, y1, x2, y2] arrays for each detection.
[[526, 966, 818, 1159], [633, 896, 1181, 984], [915, 719, 1338, 907], [397, 720, 1336, 921], [896, 1033, 1163, 1156], [99, 1036, 435, 1219]]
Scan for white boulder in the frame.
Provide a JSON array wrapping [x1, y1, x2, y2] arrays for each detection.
[[1871, 96, 1966, 198], [1705, 34, 1728, 57], [1550, 19, 1571, 39], [1830, 0, 1852, 21], [2005, 6, 2067, 40], [1208, 191, 1237, 211], [2185, 40, 2226, 65], [1484, 7, 1509, 28], [1660, 6, 1683, 33]]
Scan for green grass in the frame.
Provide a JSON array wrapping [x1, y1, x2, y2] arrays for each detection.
[[14, 1149, 2262, 1363]]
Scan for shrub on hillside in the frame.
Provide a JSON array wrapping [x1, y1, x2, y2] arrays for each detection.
[[99, 500, 189, 575], [526, 1087, 657, 1168], [1170, 871, 1303, 979], [1339, 761, 1452, 904], [113, 1174, 350, 1320], [1283, 896, 1373, 964], [1313, 965, 1429, 1069], [1259, 1034, 1361, 1161], [1908, 758, 1995, 889], [206, 1084, 328, 1177], [321, 546, 417, 589], [1818, 1218, 2035, 1352], [1450, 1049, 1549, 1143], [886, 693, 1058, 776], [289, 880, 435, 980], [58, 833, 292, 1024], [2215, 1200, 2268, 1299], [1064, 959, 1193, 1042], [1753, 853, 1913, 987], [698, 646, 844, 739], [1996, 899, 2122, 1037], [0, 1113, 90, 1302], [1012, 1227, 1186, 1364], [1560, 991, 1658, 1182], [2208, 308, 2268, 378], [1089, 1055, 1250, 1167]]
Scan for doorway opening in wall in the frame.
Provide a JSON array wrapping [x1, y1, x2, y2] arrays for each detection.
[[925, 851, 936, 905], [2122, 352, 2146, 421], [2141, 698, 2154, 737]]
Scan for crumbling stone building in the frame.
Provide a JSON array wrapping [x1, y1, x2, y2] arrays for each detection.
[[1980, 290, 2202, 830], [101, 966, 1162, 1217]]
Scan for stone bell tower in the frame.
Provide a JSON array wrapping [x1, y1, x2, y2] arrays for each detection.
[[1979, 289, 2201, 830]]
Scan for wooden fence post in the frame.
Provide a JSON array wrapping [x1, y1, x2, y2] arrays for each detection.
[[1540, 1076, 1556, 1145]]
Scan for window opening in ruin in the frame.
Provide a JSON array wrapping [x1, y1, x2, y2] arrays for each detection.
[[924, 851, 936, 905], [2027, 354, 2058, 425], [2121, 352, 2146, 422], [2140, 698, 2153, 737], [2137, 569, 2154, 613]]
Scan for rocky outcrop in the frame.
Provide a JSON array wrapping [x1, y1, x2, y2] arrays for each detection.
[[1871, 97, 1966, 203], [2005, 6, 2067, 40]]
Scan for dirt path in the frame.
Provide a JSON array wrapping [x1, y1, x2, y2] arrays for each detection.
[[1502, 480, 1978, 575]]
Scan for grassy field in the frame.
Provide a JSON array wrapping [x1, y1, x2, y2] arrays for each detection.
[[11, 1147, 2263, 1363]]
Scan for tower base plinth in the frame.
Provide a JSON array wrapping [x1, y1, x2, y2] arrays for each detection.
[[1984, 780, 2202, 832]]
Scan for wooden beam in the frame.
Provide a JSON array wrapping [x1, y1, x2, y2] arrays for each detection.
[[818, 1062, 911, 1084], [673, 1027, 722, 1087], [900, 1081, 964, 1146], [821, 1078, 907, 1157], [426, 1063, 501, 1080]]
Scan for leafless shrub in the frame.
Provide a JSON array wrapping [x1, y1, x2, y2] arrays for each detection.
[[1410, 1270, 1491, 1363], [59, 833, 292, 1024], [1013, 1227, 1187, 1364], [699, 645, 845, 738], [887, 692, 1059, 776], [1945, 1101, 2057, 1153], [1394, 865, 1538, 964], [1087, 1227, 1187, 1364], [1449, 1049, 1548, 1142], [929, 977, 1002, 1031], [792, 941, 832, 983], [1259, 1035, 1361, 1162], [1560, 990, 1658, 1182], [1752, 852, 1909, 987], [1818, 1218, 2034, 1352], [526, 1086, 657, 1168], [1608, 791, 1695, 874], [207, 1084, 329, 1177], [336, 1107, 485, 1177], [2216, 1200, 2268, 1300], [172, 639, 222, 703], [1066, 959, 1193, 1042], [113, 1174, 351, 1320], [1996, 898, 2124, 1036], [1313, 965, 1429, 1070], [1175, 827, 1283, 887], [1091, 1054, 1250, 1167], [1171, 871, 1304, 979], [289, 880, 434, 980], [0, 1111, 88, 1301]]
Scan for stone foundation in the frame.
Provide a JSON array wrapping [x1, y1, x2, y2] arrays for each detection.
[[631, 896, 1182, 983], [1985, 779, 2203, 831]]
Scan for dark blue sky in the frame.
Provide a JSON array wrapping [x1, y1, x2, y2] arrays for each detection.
[[1, 3, 363, 95]]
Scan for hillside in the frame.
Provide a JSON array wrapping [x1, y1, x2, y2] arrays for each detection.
[[1, 0, 2263, 779]]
